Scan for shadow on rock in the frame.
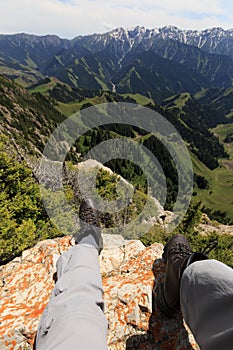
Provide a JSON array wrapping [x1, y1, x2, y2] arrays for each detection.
[[126, 258, 197, 350]]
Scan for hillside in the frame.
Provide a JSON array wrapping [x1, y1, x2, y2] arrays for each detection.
[[195, 87, 233, 119], [0, 74, 232, 223], [161, 92, 233, 222], [0, 75, 65, 155]]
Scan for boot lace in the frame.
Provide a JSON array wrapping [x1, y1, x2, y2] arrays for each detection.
[[201, 238, 218, 255], [79, 206, 100, 227], [163, 242, 192, 261], [168, 242, 192, 258]]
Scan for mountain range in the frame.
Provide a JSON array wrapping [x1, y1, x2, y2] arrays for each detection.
[[0, 26, 233, 102]]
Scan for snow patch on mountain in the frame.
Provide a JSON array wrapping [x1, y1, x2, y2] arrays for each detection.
[[95, 25, 233, 59]]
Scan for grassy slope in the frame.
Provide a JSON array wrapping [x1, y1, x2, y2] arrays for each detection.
[[121, 93, 155, 106], [0, 65, 43, 88], [29, 77, 60, 94], [56, 93, 154, 116], [192, 121, 233, 220], [56, 94, 111, 115], [213, 123, 233, 159], [162, 93, 233, 221]]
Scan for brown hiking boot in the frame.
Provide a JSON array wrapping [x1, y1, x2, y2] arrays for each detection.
[[155, 234, 208, 317], [74, 198, 103, 254]]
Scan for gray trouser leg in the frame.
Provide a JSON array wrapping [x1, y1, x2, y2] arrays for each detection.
[[35, 244, 108, 350], [180, 259, 233, 350]]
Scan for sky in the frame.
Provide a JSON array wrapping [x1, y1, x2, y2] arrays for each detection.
[[0, 0, 233, 38]]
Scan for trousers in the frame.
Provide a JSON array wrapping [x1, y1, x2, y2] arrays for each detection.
[[181, 259, 233, 350], [34, 244, 108, 350], [35, 245, 233, 350]]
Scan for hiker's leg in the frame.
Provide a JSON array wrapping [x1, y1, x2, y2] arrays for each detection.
[[180, 259, 233, 350], [35, 244, 108, 350]]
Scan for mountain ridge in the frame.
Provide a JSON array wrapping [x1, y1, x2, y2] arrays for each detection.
[[1, 25, 233, 96], [4, 25, 233, 49]]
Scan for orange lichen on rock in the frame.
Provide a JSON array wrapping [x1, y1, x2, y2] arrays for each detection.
[[0, 235, 199, 349]]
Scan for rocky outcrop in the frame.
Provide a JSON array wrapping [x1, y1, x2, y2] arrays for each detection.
[[197, 223, 233, 236], [0, 235, 199, 350]]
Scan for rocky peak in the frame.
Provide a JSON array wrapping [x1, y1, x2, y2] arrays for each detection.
[[0, 235, 199, 349]]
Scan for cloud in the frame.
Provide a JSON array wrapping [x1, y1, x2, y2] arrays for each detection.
[[0, 0, 232, 38]]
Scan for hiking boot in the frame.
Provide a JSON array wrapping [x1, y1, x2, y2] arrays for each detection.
[[155, 234, 208, 317], [74, 198, 103, 254]]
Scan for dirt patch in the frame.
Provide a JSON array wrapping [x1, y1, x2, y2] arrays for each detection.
[[222, 161, 233, 171]]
